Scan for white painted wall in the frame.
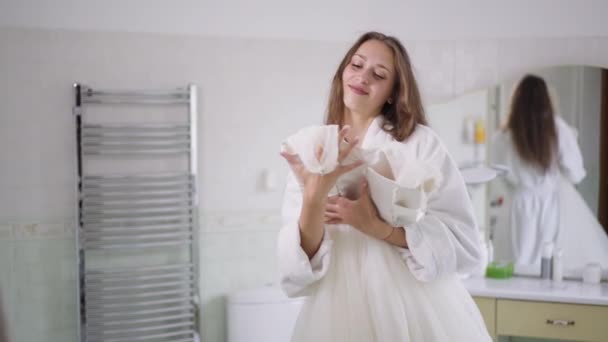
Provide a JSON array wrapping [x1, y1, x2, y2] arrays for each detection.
[[1, 0, 608, 41]]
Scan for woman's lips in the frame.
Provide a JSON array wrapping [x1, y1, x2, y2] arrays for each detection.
[[348, 85, 368, 95]]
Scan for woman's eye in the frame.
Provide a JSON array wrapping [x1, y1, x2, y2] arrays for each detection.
[[374, 73, 386, 80], [351, 63, 362, 69]]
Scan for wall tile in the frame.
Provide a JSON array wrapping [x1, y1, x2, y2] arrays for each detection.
[[0, 224, 12, 240], [453, 40, 499, 94], [407, 40, 456, 104], [0, 240, 13, 315]]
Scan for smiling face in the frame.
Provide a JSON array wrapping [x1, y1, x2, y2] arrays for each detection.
[[341, 39, 396, 117], [325, 32, 426, 142]]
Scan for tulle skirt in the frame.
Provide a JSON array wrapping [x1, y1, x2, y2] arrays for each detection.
[[291, 225, 491, 342], [557, 177, 608, 273]]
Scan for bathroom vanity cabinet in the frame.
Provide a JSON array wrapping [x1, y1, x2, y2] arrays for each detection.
[[465, 277, 608, 341]]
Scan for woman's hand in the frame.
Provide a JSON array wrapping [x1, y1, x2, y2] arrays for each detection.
[[280, 126, 363, 201], [324, 180, 394, 240]]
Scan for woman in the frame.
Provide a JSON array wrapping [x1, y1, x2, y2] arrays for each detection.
[[278, 32, 490, 341], [491, 74, 586, 266]]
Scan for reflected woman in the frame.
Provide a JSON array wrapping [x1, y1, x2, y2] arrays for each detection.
[[491, 74, 586, 265]]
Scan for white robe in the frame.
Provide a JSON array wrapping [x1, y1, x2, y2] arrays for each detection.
[[491, 116, 587, 265], [277, 116, 490, 341], [492, 116, 608, 272]]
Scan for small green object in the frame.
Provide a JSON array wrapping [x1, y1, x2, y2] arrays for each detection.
[[485, 261, 514, 279]]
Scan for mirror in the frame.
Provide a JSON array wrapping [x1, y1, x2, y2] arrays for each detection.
[[428, 65, 608, 279]]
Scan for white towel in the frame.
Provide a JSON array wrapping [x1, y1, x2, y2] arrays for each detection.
[[281, 125, 442, 226]]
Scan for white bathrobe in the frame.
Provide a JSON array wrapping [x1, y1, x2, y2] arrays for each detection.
[[491, 116, 587, 265], [277, 116, 490, 341]]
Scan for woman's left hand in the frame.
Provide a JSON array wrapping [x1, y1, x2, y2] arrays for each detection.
[[324, 180, 390, 239]]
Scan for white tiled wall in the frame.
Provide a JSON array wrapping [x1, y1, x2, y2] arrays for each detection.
[[200, 214, 280, 342], [0, 222, 77, 342], [0, 27, 341, 342]]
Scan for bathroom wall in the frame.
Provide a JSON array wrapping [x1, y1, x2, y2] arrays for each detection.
[[0, 224, 77, 341], [0, 25, 495, 341], [1, 12, 608, 342], [0, 27, 342, 342]]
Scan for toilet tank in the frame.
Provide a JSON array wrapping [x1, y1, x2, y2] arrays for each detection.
[[227, 285, 305, 342]]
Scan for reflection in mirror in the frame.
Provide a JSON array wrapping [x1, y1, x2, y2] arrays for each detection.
[[486, 66, 608, 279], [427, 66, 608, 280]]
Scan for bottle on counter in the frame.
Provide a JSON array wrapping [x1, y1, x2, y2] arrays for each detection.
[[540, 242, 553, 279], [552, 247, 563, 284]]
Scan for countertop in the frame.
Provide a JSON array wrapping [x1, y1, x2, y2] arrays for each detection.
[[463, 276, 608, 306]]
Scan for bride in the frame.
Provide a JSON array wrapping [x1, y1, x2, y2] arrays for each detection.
[[278, 31, 491, 341]]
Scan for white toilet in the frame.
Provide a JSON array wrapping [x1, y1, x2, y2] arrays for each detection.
[[227, 285, 305, 342]]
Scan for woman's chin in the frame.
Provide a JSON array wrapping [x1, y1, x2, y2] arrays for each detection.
[[344, 99, 373, 114]]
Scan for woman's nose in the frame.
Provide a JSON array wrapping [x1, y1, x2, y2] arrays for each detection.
[[359, 71, 371, 84]]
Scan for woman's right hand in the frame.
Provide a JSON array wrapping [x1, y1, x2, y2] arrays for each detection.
[[280, 126, 364, 201]]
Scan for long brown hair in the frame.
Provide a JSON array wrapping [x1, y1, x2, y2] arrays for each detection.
[[506, 74, 558, 173], [325, 31, 427, 141]]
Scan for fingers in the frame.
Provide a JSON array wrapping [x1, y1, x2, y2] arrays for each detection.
[[327, 195, 353, 208], [280, 152, 298, 174], [337, 125, 360, 163], [280, 151, 303, 166], [324, 211, 341, 219], [324, 209, 342, 224], [280, 151, 308, 183], [357, 180, 376, 210], [325, 201, 342, 223], [315, 145, 324, 162], [338, 125, 351, 142], [338, 136, 360, 163], [326, 195, 340, 204], [356, 180, 379, 214], [325, 203, 340, 213], [359, 179, 369, 196], [279, 150, 293, 162], [336, 160, 365, 176]]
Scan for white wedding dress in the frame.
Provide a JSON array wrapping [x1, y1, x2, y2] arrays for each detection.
[[278, 117, 491, 341]]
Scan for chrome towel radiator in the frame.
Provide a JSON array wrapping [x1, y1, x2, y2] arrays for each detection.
[[73, 84, 200, 342]]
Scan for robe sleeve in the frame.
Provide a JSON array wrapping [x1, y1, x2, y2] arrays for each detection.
[[277, 171, 333, 297], [556, 117, 586, 184], [394, 128, 483, 281]]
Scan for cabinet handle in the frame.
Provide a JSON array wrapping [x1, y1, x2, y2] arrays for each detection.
[[546, 319, 575, 326]]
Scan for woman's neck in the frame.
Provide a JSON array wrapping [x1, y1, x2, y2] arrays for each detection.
[[344, 110, 378, 142]]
